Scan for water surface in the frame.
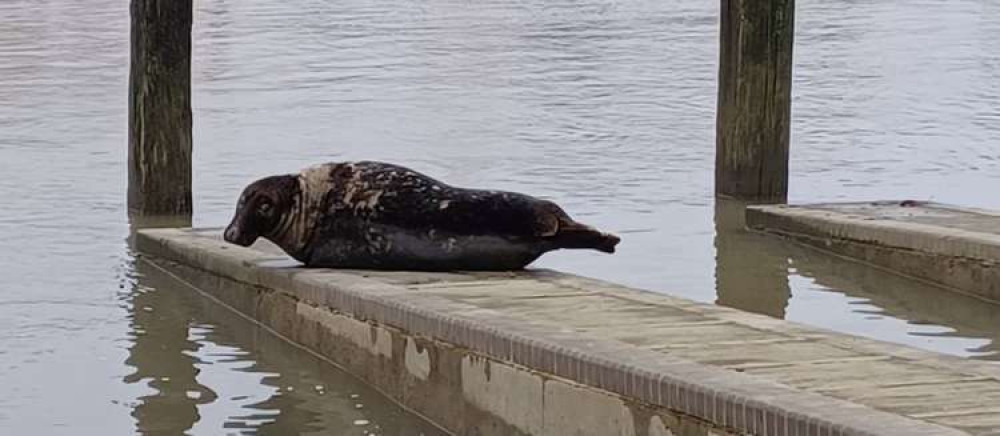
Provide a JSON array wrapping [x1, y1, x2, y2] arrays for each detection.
[[1, 0, 999, 434]]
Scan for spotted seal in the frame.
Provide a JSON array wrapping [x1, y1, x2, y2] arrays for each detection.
[[223, 161, 620, 271]]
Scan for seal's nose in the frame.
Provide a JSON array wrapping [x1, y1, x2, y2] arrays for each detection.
[[224, 226, 238, 243]]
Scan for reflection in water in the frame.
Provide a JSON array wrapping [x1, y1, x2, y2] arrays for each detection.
[[713, 200, 791, 318], [783, 243, 1000, 360], [123, 219, 446, 435], [124, 217, 206, 435], [124, 260, 214, 434], [712, 202, 999, 360]]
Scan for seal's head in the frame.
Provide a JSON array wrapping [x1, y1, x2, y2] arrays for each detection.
[[224, 175, 299, 247]]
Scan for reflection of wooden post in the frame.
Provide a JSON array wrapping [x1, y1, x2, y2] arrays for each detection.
[[128, 0, 193, 216], [124, 218, 207, 434], [125, 258, 203, 435], [715, 0, 795, 203], [714, 199, 790, 318]]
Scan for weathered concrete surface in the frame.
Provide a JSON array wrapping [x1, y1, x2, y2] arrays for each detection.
[[136, 228, 1000, 436], [747, 201, 1000, 302]]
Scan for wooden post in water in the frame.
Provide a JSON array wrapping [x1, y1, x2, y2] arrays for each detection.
[[715, 0, 795, 203], [128, 0, 193, 217]]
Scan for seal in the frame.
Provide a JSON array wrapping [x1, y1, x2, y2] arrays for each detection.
[[223, 161, 620, 271]]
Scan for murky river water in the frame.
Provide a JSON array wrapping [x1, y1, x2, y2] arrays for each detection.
[[2, 0, 999, 434]]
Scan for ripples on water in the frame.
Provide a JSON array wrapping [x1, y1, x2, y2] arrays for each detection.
[[1, 0, 998, 434]]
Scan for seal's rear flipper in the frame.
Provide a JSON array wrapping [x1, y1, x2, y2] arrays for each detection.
[[553, 222, 620, 253]]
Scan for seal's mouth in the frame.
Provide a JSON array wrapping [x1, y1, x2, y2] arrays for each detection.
[[223, 224, 257, 247]]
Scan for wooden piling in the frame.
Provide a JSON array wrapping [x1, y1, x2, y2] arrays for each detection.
[[128, 0, 193, 216], [715, 0, 795, 203]]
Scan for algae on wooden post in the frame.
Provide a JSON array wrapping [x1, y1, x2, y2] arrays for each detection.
[[128, 0, 193, 217], [715, 0, 795, 203]]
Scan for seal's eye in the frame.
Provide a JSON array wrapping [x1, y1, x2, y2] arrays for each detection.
[[258, 201, 273, 217]]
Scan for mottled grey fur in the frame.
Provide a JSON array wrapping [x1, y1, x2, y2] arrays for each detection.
[[224, 161, 620, 271]]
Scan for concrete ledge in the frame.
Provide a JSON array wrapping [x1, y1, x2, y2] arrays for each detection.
[[747, 201, 1000, 302], [136, 228, 1000, 436]]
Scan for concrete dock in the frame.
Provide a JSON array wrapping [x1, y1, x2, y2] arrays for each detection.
[[747, 201, 1000, 303], [137, 228, 1000, 436]]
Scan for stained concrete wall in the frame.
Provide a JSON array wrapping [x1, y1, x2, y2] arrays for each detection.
[[147, 257, 735, 436]]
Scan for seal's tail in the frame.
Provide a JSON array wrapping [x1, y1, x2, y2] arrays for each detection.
[[553, 222, 621, 253]]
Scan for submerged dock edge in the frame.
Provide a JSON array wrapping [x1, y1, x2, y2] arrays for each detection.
[[136, 228, 970, 436]]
